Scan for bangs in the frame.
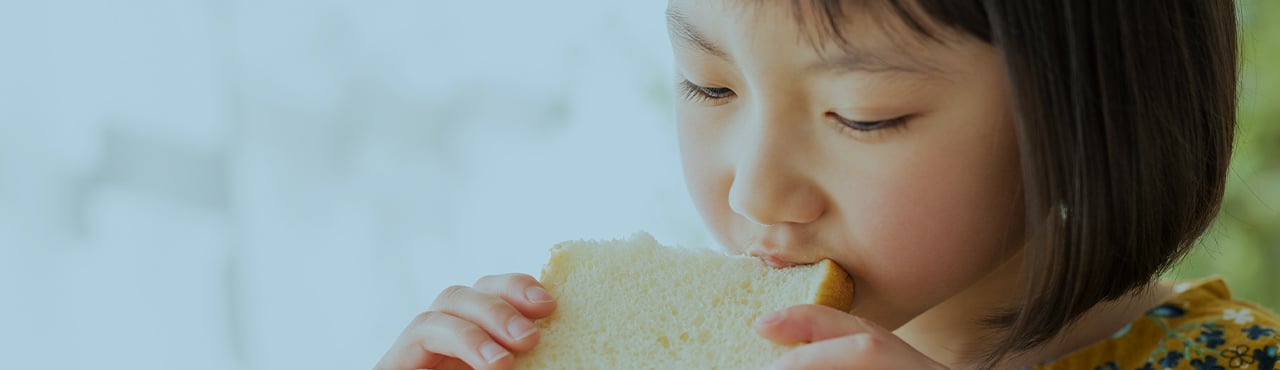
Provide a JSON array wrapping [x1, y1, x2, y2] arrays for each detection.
[[760, 0, 992, 52]]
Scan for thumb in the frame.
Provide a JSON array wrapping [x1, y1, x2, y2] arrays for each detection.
[[753, 304, 887, 345]]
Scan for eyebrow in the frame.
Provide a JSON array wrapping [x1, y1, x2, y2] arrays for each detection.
[[665, 7, 939, 77]]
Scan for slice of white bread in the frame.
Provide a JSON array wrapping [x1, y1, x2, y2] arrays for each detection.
[[512, 232, 855, 370]]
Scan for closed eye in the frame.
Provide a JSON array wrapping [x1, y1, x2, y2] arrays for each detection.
[[827, 112, 908, 132], [679, 80, 735, 104]]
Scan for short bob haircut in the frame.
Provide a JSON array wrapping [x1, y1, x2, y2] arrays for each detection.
[[760, 0, 1239, 367]]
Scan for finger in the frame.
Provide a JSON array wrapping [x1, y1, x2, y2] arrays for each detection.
[[426, 310, 515, 369], [770, 334, 874, 370], [753, 304, 887, 344], [431, 285, 541, 352], [769, 334, 864, 370], [384, 355, 471, 370], [374, 312, 449, 370], [771, 334, 945, 370], [473, 273, 557, 319], [426, 356, 474, 370], [374, 310, 511, 370]]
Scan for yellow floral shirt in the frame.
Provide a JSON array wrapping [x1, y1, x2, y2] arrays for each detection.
[[1033, 278, 1280, 370]]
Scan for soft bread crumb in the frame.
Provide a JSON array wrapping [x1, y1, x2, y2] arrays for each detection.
[[511, 231, 855, 370]]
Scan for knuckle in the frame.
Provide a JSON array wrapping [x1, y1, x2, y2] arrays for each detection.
[[479, 273, 534, 288], [847, 332, 880, 351], [506, 273, 537, 285], [435, 285, 470, 304], [849, 315, 880, 331], [458, 322, 489, 341], [412, 310, 443, 326], [473, 274, 500, 287], [482, 296, 513, 315]]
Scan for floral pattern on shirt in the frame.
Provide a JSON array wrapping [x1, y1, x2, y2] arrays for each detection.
[[1033, 278, 1280, 370]]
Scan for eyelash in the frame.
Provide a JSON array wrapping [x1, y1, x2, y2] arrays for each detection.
[[826, 112, 909, 137], [678, 79, 909, 138], [679, 80, 735, 104]]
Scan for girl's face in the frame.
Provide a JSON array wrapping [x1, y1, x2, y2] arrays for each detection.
[[670, 0, 1025, 329]]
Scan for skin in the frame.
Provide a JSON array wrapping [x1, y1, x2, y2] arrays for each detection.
[[669, 0, 1025, 336], [667, 1, 1173, 368], [374, 1, 1177, 369], [668, 0, 1020, 367]]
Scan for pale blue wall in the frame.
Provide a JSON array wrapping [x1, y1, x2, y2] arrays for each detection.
[[0, 1, 709, 369]]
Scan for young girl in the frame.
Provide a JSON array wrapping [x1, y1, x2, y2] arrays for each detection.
[[376, 1, 1277, 369]]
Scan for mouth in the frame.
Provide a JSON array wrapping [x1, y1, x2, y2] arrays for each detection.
[[749, 251, 812, 269], [741, 227, 822, 268], [759, 255, 800, 268]]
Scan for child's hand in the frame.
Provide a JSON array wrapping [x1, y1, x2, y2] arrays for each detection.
[[754, 304, 949, 370], [374, 273, 556, 370]]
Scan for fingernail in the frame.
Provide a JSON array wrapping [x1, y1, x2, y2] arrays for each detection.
[[508, 316, 537, 341], [525, 286, 553, 303], [757, 311, 784, 325], [479, 341, 509, 364]]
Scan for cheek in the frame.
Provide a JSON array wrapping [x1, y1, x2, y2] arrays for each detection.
[[865, 175, 1018, 264], [675, 106, 737, 250], [848, 133, 1024, 297]]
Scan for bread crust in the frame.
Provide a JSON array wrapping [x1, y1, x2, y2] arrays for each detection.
[[812, 259, 856, 312]]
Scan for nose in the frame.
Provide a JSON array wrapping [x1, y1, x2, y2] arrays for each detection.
[[727, 114, 826, 226]]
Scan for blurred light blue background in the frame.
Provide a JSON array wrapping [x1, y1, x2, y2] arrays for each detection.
[[4, 1, 1277, 370], [0, 1, 710, 369]]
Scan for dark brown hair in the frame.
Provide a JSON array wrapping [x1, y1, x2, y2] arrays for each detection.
[[772, 0, 1239, 367]]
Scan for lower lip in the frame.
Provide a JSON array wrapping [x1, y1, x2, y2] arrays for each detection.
[[760, 256, 798, 269]]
